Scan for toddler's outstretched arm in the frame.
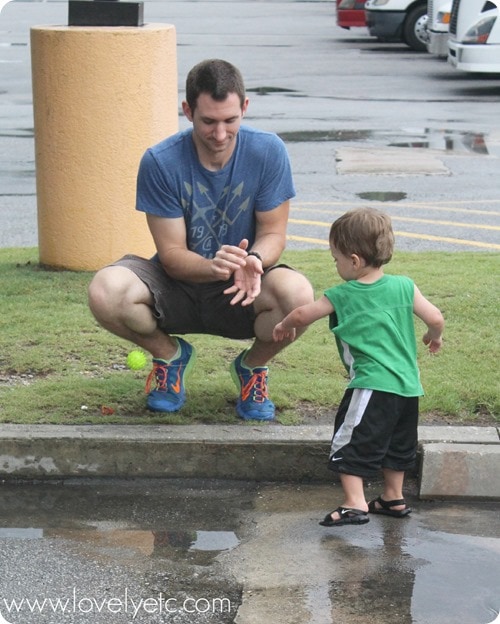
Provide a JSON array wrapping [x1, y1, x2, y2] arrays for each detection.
[[413, 286, 445, 353], [273, 296, 334, 342]]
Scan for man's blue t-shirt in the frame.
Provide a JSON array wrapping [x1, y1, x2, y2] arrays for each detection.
[[136, 125, 295, 259]]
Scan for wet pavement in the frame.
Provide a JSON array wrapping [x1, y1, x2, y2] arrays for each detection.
[[0, 477, 498, 624]]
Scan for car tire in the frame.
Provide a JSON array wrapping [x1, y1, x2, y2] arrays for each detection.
[[402, 4, 429, 52]]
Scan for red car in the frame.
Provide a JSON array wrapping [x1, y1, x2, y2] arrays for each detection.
[[336, 0, 368, 29]]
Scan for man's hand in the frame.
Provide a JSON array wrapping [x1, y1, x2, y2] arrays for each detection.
[[212, 240, 249, 281], [219, 239, 264, 306], [224, 252, 264, 306]]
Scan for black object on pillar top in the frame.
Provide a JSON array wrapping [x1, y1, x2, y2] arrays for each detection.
[[68, 0, 144, 27]]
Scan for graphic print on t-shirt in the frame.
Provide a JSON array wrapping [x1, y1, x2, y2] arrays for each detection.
[[183, 179, 253, 259]]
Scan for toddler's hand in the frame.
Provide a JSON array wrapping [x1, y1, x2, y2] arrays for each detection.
[[423, 332, 442, 354], [273, 322, 296, 342]]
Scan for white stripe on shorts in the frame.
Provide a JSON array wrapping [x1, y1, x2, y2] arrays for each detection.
[[329, 388, 373, 460]]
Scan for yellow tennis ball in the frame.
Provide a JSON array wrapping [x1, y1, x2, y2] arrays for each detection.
[[126, 350, 147, 370]]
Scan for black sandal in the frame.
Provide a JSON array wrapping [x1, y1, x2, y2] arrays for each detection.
[[368, 496, 412, 518], [319, 506, 370, 527]]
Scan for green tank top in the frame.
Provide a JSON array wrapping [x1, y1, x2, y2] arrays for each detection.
[[324, 274, 424, 397]]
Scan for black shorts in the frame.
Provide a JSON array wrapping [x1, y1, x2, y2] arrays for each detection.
[[328, 388, 419, 478], [110, 254, 293, 340]]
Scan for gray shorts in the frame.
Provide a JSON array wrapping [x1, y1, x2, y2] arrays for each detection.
[[110, 254, 294, 340]]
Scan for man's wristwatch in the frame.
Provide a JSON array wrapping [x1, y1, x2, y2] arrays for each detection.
[[247, 251, 263, 264]]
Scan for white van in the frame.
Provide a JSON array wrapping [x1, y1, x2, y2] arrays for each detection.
[[448, 0, 500, 72], [427, 0, 452, 57], [364, 0, 429, 51]]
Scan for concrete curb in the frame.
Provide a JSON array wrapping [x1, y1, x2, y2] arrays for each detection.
[[419, 443, 500, 499], [0, 424, 499, 499]]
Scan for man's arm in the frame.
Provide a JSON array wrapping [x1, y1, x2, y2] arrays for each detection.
[[147, 214, 247, 283], [223, 200, 290, 306], [249, 200, 289, 267], [147, 199, 289, 296]]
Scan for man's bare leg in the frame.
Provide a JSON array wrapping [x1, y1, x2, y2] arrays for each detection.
[[88, 266, 197, 413], [88, 266, 178, 360]]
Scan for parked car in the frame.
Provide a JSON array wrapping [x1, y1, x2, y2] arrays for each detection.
[[336, 0, 368, 29], [448, 0, 500, 72], [364, 0, 429, 51], [427, 0, 452, 57]]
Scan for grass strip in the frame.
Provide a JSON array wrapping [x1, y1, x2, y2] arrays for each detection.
[[0, 247, 498, 426]]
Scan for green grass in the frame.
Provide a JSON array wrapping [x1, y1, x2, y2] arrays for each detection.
[[0, 247, 498, 426]]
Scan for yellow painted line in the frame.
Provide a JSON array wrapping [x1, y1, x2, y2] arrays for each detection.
[[287, 234, 329, 246], [296, 200, 500, 205], [392, 231, 500, 249], [289, 216, 500, 232], [400, 201, 500, 215], [397, 216, 500, 231], [293, 204, 500, 217], [287, 232, 500, 250]]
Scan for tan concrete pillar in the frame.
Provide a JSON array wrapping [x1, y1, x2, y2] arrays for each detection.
[[30, 24, 178, 271]]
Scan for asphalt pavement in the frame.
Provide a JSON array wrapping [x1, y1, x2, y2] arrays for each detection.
[[1, 0, 500, 251], [0, 476, 499, 624], [0, 0, 498, 497]]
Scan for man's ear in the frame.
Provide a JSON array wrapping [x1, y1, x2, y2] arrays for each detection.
[[241, 97, 249, 117], [182, 101, 193, 121]]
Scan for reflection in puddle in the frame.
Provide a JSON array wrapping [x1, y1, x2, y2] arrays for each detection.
[[0, 526, 239, 553], [389, 130, 489, 154], [279, 127, 497, 155], [0, 527, 43, 539], [151, 529, 240, 556], [279, 130, 374, 143], [407, 530, 500, 624], [357, 191, 407, 202], [279, 129, 372, 142], [321, 517, 500, 624], [191, 530, 240, 552]]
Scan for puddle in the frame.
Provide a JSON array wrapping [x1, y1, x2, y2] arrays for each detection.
[[357, 191, 407, 202], [278, 128, 498, 155], [247, 86, 296, 96], [279, 129, 372, 142], [0, 480, 498, 624], [322, 524, 499, 624], [0, 128, 33, 138], [389, 131, 489, 154], [0, 527, 43, 539], [0, 526, 239, 551], [191, 530, 240, 552]]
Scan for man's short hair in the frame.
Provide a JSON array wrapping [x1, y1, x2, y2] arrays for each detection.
[[185, 59, 246, 112]]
